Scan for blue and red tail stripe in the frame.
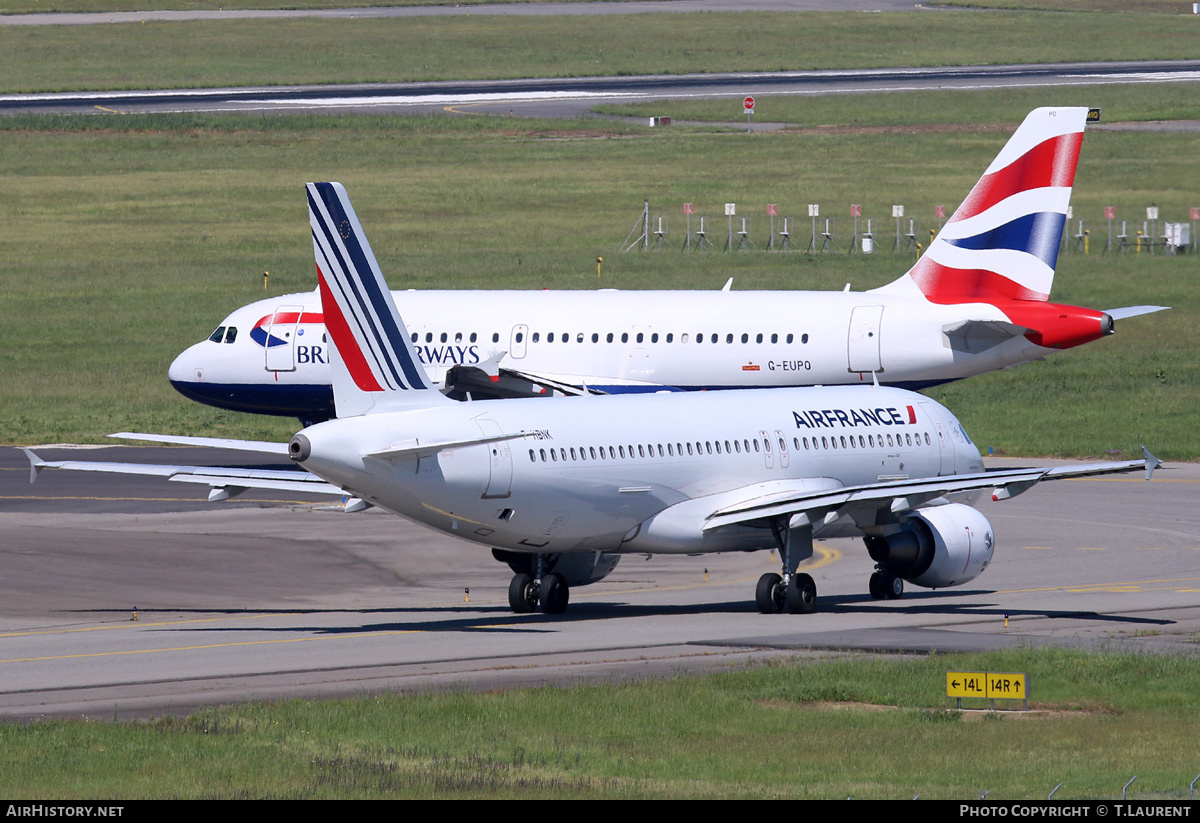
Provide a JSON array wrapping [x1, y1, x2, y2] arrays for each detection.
[[894, 107, 1089, 306], [307, 182, 432, 394]]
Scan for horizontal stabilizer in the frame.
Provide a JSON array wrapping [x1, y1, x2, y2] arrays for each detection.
[[111, 432, 288, 455], [1104, 305, 1170, 321], [363, 431, 529, 461], [22, 449, 344, 496], [942, 319, 1029, 354]]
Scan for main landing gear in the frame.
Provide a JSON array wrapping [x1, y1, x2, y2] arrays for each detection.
[[507, 555, 569, 615], [756, 517, 817, 614], [868, 568, 904, 600]]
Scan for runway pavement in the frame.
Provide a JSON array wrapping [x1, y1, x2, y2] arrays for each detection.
[[2, 444, 1198, 720]]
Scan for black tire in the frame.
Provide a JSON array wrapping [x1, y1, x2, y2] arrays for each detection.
[[786, 573, 817, 614], [539, 573, 570, 614], [508, 573, 537, 613], [755, 573, 784, 614], [869, 571, 887, 600]]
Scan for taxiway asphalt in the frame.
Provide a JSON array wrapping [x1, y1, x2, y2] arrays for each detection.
[[2, 445, 1197, 720]]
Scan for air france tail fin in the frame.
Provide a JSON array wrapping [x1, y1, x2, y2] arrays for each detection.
[[877, 107, 1090, 305], [307, 182, 449, 417]]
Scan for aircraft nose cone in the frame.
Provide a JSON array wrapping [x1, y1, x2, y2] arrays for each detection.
[[168, 342, 205, 383]]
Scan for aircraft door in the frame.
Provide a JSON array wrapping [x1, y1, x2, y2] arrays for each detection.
[[847, 305, 884, 374], [477, 419, 513, 499], [919, 401, 949, 476], [510, 324, 528, 360], [760, 430, 774, 469], [775, 430, 789, 469], [265, 305, 304, 372]]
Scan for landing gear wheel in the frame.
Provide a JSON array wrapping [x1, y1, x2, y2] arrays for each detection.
[[786, 573, 817, 614], [755, 573, 785, 614], [869, 571, 887, 600], [508, 573, 538, 613], [869, 570, 904, 601], [538, 573, 569, 614]]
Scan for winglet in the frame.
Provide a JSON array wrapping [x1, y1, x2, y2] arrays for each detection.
[[1141, 446, 1161, 481], [21, 448, 43, 484]]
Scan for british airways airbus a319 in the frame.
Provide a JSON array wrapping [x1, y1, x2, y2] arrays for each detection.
[[27, 178, 1160, 615], [169, 107, 1163, 423]]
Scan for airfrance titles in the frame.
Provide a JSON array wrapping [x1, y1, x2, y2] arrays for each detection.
[[793, 406, 916, 430]]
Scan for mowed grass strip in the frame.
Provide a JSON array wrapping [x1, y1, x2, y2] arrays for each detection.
[[0, 9, 1197, 93], [0, 101, 1195, 455], [2, 648, 1200, 799], [596, 82, 1200, 127], [0, 0, 609, 14]]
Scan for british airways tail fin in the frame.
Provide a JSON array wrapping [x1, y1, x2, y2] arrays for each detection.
[[308, 182, 448, 417], [877, 107, 1090, 305]]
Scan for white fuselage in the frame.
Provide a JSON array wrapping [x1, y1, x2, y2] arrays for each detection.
[[173, 288, 1048, 418], [296, 385, 984, 557]]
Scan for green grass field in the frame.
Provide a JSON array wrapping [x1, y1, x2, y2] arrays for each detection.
[[0, 8, 1197, 93], [2, 84, 1196, 456], [2, 648, 1199, 799]]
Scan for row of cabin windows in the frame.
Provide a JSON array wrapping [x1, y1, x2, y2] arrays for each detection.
[[408, 331, 810, 346], [528, 430, 933, 464]]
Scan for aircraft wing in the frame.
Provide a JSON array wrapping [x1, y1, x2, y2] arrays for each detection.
[[23, 449, 345, 499], [702, 449, 1159, 531]]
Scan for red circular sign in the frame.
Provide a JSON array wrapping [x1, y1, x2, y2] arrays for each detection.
[[744, 96, 755, 111]]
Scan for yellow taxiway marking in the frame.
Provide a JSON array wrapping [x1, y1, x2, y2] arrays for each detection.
[[999, 576, 1200, 595], [443, 102, 503, 115], [93, 105, 125, 114]]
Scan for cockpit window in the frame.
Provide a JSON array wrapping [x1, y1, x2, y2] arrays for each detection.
[[224, 327, 237, 344], [209, 326, 226, 343]]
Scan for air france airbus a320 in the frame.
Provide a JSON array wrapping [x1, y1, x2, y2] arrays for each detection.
[[26, 178, 1160, 616], [170, 107, 1163, 423]]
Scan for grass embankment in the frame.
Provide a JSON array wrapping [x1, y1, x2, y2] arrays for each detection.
[[1, 90, 1196, 455], [3, 649, 1199, 798], [0, 9, 1196, 93]]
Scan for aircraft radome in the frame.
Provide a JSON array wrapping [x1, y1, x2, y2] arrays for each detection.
[[26, 179, 1160, 616], [169, 107, 1165, 425]]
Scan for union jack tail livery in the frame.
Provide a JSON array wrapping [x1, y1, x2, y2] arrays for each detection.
[[907, 106, 1087, 304], [877, 107, 1127, 350], [308, 181, 447, 417]]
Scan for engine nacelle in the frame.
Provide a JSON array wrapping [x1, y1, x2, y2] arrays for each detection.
[[863, 503, 994, 589], [492, 549, 621, 587]]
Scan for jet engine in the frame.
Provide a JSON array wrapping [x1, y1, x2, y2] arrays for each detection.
[[862, 503, 994, 589], [492, 549, 621, 587]]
